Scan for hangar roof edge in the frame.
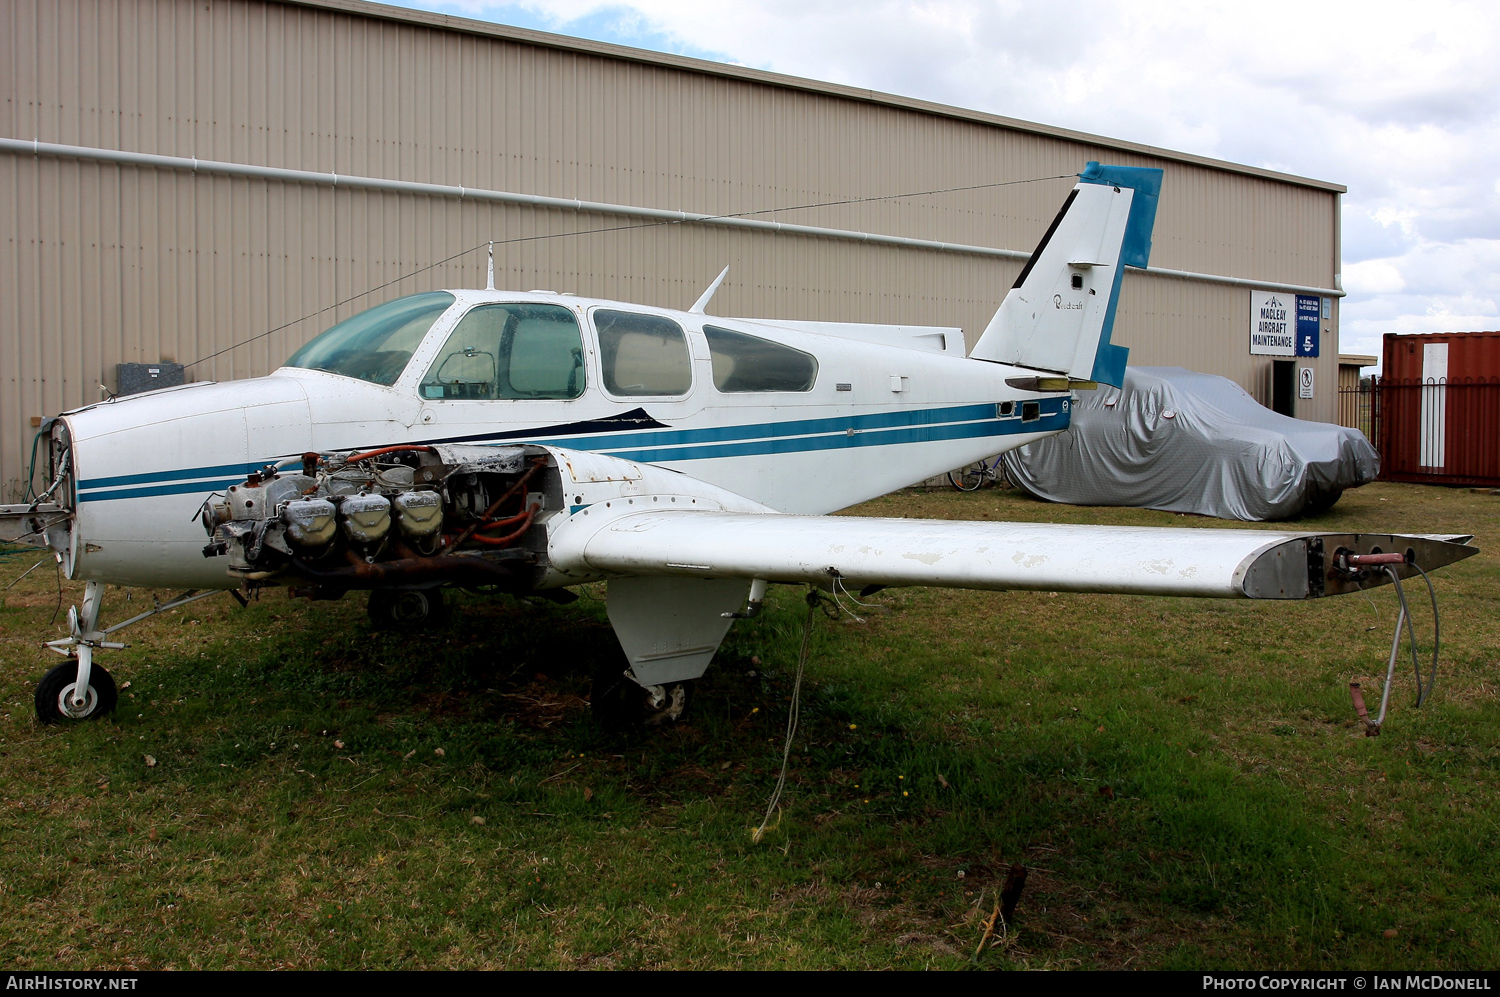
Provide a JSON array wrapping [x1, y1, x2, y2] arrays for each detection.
[[283, 0, 1347, 196]]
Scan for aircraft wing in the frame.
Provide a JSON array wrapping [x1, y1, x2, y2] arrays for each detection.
[[553, 509, 1478, 601]]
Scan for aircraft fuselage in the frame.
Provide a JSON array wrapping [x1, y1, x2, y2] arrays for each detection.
[[47, 289, 1070, 589]]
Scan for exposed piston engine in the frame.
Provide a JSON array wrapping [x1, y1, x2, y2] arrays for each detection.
[[202, 444, 560, 594]]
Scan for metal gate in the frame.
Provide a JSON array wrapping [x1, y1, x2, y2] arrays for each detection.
[[1368, 377, 1500, 487]]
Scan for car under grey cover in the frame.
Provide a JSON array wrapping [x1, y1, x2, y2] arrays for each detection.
[[1002, 366, 1379, 521]]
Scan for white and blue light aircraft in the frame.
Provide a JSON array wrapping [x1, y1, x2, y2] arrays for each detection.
[[1, 163, 1475, 726]]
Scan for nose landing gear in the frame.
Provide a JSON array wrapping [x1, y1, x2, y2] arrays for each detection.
[[35, 580, 120, 724], [34, 660, 118, 724], [35, 580, 223, 724]]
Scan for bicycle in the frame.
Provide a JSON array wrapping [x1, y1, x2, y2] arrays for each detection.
[[947, 454, 1009, 491]]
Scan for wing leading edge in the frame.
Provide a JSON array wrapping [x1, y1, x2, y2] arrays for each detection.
[[551, 510, 1477, 601]]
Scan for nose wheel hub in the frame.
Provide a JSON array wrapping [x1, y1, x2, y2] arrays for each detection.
[[55, 682, 99, 719]]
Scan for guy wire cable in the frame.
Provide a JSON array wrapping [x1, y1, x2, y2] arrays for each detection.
[[183, 171, 1077, 370], [1364, 561, 1442, 732], [1409, 562, 1441, 707]]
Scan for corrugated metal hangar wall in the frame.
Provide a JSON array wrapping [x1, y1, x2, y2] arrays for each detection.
[[0, 0, 1345, 494]]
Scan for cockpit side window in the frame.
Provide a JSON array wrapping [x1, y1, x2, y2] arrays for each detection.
[[703, 325, 818, 392], [420, 303, 585, 400], [284, 292, 455, 386], [594, 311, 692, 397]]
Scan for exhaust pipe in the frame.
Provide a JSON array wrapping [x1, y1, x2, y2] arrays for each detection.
[[289, 552, 525, 589]]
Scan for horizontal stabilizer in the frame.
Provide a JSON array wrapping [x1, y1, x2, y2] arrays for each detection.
[[970, 162, 1163, 388], [557, 511, 1476, 600]]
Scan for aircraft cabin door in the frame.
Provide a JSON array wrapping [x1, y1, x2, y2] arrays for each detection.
[[414, 301, 600, 439]]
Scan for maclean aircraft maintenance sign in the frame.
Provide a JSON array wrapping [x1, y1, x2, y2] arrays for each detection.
[[1250, 290, 1321, 357]]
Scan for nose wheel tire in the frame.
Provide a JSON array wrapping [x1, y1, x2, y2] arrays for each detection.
[[35, 661, 118, 724], [368, 587, 446, 629]]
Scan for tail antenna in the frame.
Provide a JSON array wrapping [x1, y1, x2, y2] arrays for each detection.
[[485, 241, 495, 291]]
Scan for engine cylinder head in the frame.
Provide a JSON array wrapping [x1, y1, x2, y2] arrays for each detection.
[[227, 482, 265, 520], [283, 498, 337, 548], [393, 490, 443, 537], [341, 493, 392, 543]]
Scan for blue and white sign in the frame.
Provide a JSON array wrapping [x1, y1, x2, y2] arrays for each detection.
[[1250, 290, 1321, 357], [1295, 294, 1320, 357]]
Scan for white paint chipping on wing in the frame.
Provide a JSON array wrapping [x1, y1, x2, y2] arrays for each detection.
[[554, 510, 1314, 598]]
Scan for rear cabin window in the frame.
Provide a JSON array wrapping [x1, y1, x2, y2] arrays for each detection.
[[594, 310, 692, 397], [703, 325, 818, 392], [420, 303, 585, 400], [285, 292, 455, 386]]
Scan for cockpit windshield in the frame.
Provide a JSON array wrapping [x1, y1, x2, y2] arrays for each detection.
[[283, 292, 455, 386]]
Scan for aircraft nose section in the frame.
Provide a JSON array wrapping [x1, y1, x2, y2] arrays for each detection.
[[245, 381, 315, 463], [66, 375, 314, 509]]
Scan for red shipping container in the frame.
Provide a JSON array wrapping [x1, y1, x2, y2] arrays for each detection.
[[1378, 332, 1500, 486]]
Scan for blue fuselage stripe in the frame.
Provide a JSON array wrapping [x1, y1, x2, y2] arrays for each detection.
[[74, 402, 1066, 503], [536, 402, 1006, 451], [81, 477, 249, 503], [78, 462, 263, 491], [598, 412, 1063, 463]]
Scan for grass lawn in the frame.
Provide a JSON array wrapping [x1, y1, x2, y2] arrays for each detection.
[[0, 480, 1496, 970]]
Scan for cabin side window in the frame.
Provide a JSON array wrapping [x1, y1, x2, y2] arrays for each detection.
[[594, 310, 692, 397], [703, 325, 818, 392], [420, 303, 585, 400]]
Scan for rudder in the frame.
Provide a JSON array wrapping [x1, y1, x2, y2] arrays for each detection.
[[970, 162, 1162, 388]]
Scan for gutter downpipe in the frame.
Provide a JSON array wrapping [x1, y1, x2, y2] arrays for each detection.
[[2, 137, 1345, 298]]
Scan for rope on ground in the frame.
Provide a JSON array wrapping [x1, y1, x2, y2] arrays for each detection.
[[751, 589, 822, 845]]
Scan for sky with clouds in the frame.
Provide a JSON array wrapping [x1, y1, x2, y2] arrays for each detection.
[[397, 0, 1500, 363]]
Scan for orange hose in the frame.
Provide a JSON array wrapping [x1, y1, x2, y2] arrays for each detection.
[[477, 506, 533, 531], [343, 444, 435, 463], [466, 505, 537, 546], [442, 459, 545, 554]]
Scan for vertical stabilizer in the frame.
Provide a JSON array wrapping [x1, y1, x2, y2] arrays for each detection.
[[969, 162, 1162, 388]]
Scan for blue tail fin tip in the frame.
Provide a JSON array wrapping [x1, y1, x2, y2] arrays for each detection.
[[1079, 162, 1163, 270], [1091, 342, 1130, 388], [1090, 260, 1131, 388]]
